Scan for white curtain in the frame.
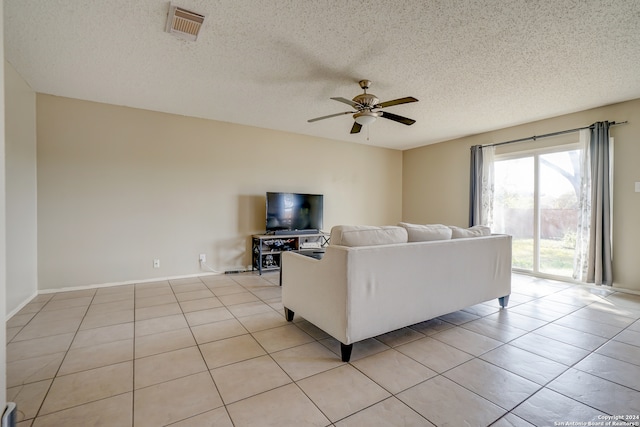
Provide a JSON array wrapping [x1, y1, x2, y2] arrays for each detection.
[[574, 129, 591, 281], [480, 146, 495, 227], [472, 123, 613, 285]]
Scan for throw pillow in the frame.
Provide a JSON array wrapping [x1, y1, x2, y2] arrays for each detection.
[[330, 225, 408, 247], [449, 225, 492, 238], [398, 222, 452, 242]]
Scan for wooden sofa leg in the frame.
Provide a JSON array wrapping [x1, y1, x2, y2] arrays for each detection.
[[340, 343, 353, 363], [499, 295, 510, 308], [284, 307, 295, 322]]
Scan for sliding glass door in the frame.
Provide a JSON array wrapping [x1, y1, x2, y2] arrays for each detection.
[[493, 146, 581, 279]]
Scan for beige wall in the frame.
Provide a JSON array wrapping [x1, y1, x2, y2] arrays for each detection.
[[403, 98, 640, 292], [1, 0, 6, 407], [5, 61, 38, 314], [36, 95, 402, 289]]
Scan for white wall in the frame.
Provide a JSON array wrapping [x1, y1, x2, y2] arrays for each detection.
[[4, 60, 37, 315], [36, 95, 403, 290]]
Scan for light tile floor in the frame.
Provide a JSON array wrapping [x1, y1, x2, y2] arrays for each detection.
[[5, 273, 640, 426]]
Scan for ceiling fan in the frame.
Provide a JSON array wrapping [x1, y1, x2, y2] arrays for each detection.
[[308, 80, 418, 134]]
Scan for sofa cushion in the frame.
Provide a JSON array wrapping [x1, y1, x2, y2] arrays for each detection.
[[398, 222, 452, 242], [449, 225, 491, 238], [330, 225, 408, 247]]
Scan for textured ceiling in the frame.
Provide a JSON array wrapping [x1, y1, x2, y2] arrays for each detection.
[[5, 0, 640, 150]]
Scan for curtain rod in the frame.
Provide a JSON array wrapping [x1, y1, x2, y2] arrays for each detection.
[[480, 121, 628, 148]]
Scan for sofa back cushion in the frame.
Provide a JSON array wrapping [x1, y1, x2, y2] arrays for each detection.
[[449, 225, 491, 238], [398, 222, 452, 242], [330, 225, 408, 247]]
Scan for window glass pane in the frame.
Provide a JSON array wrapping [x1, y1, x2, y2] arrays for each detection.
[[494, 157, 534, 271], [539, 150, 581, 276]]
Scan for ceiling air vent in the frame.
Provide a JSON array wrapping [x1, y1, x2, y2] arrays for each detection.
[[165, 4, 205, 41]]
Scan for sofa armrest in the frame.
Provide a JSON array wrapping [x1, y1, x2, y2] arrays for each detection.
[[281, 247, 350, 343]]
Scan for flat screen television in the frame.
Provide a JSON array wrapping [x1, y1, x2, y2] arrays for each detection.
[[266, 192, 323, 233]]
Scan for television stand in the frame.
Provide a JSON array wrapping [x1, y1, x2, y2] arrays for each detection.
[[252, 232, 330, 275]]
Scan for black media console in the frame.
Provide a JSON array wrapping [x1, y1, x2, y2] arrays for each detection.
[[251, 232, 330, 275]]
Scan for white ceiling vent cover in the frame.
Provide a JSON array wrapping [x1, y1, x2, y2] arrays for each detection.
[[165, 4, 205, 41]]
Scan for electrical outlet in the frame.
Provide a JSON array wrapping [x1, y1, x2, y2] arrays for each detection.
[[153, 259, 160, 268], [199, 254, 206, 263]]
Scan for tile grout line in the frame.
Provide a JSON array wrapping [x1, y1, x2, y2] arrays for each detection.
[[229, 276, 332, 424], [132, 280, 138, 427], [392, 282, 626, 424], [9, 274, 640, 426], [456, 285, 640, 421], [187, 275, 238, 427], [226, 274, 339, 425], [29, 288, 97, 423]]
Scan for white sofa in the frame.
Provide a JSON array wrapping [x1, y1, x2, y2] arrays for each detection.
[[281, 224, 512, 362]]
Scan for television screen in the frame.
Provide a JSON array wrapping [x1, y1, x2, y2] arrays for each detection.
[[266, 192, 323, 233]]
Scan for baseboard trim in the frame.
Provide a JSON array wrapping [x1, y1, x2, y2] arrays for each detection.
[[8, 272, 638, 322], [6, 290, 39, 321], [6, 271, 228, 321], [37, 271, 224, 295], [611, 286, 640, 296], [513, 271, 640, 296]]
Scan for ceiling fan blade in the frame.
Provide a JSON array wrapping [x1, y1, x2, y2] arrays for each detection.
[[376, 96, 418, 109], [308, 111, 353, 123], [380, 111, 416, 125], [350, 122, 362, 134], [331, 97, 363, 109]]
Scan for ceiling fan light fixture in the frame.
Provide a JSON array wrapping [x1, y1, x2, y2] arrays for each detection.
[[307, 80, 418, 134], [354, 111, 379, 125]]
